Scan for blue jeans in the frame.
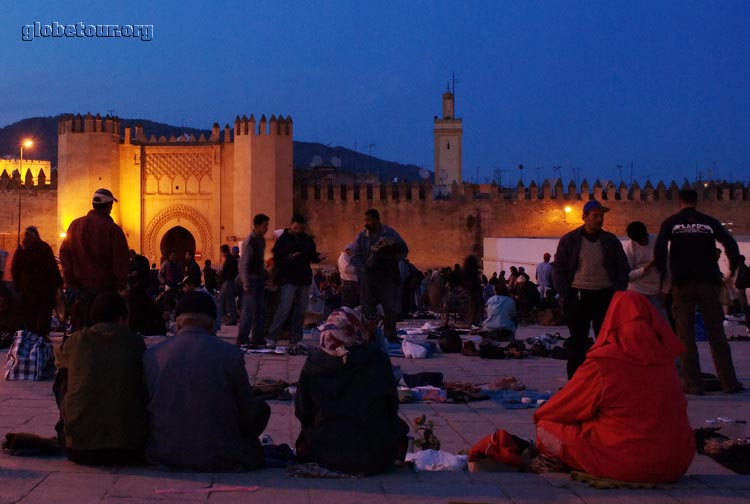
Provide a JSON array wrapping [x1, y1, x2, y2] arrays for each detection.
[[268, 283, 310, 345], [236, 277, 266, 345]]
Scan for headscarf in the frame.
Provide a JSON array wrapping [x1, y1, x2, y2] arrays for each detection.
[[319, 306, 369, 361], [587, 291, 685, 365]]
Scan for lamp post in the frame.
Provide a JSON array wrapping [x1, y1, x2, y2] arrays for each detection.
[[17, 139, 33, 246]]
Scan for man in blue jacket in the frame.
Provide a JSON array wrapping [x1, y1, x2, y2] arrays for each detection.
[[350, 208, 408, 343], [143, 291, 270, 471], [553, 200, 630, 378]]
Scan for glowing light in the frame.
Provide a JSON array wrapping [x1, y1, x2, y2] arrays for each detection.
[[59, 232, 67, 239], [22, 139, 33, 148], [564, 206, 572, 213]]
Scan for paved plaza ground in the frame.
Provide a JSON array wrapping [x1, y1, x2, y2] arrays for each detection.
[[1, 319, 749, 503]]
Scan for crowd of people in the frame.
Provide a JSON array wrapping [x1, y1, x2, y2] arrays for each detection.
[[1, 186, 748, 483]]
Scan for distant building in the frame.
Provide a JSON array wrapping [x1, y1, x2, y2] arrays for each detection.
[[433, 86, 463, 185], [0, 158, 52, 186], [56, 113, 293, 265]]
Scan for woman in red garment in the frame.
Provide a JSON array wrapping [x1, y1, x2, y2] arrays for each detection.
[[533, 290, 695, 482]]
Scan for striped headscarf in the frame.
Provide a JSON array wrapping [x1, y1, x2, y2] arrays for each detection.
[[319, 307, 369, 361]]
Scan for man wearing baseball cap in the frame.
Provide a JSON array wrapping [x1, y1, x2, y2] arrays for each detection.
[[60, 188, 129, 331], [552, 200, 630, 378]]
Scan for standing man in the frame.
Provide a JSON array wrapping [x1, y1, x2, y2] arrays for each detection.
[[552, 200, 629, 379], [184, 250, 201, 283], [158, 252, 181, 291], [654, 189, 744, 394], [236, 214, 270, 347], [60, 188, 130, 332], [218, 245, 238, 325], [266, 215, 325, 353], [338, 242, 359, 308], [350, 209, 409, 343], [536, 252, 554, 298]]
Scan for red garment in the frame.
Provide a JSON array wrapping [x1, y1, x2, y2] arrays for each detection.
[[468, 429, 525, 469], [533, 291, 695, 482], [60, 210, 130, 291]]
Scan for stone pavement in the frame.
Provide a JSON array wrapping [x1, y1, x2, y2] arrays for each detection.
[[1, 320, 749, 503]]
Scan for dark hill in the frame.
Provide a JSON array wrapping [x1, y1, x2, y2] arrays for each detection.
[[0, 116, 430, 182]]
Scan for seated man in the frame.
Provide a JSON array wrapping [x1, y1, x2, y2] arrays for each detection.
[[533, 291, 695, 483], [54, 292, 147, 465], [295, 307, 409, 475], [143, 291, 270, 471], [481, 282, 517, 341]]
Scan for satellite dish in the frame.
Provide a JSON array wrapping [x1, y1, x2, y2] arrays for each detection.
[[311, 155, 322, 167], [418, 168, 430, 180], [439, 169, 448, 183], [331, 156, 342, 168]]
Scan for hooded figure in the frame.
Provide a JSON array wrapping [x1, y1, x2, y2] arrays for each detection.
[[11, 226, 62, 337], [294, 307, 408, 474], [533, 291, 695, 483]]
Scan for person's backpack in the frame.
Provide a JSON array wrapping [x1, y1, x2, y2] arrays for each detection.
[[4, 330, 55, 381]]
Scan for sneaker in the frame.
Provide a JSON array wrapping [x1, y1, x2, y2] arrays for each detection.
[[287, 345, 309, 356]]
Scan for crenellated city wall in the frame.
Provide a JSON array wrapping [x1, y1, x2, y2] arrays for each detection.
[[0, 172, 58, 265], [295, 178, 750, 268]]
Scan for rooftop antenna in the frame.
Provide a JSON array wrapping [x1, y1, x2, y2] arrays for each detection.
[[106, 109, 115, 117]]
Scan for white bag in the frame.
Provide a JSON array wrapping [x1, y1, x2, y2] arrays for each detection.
[[405, 449, 468, 471], [402, 340, 428, 359]]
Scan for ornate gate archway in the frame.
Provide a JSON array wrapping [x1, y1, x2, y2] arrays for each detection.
[[144, 204, 213, 265]]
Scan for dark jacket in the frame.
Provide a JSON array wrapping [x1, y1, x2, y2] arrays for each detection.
[[59, 210, 130, 291], [295, 344, 409, 475], [654, 207, 740, 286], [55, 322, 147, 453], [272, 230, 321, 286], [143, 327, 270, 471], [220, 254, 238, 283], [552, 227, 630, 299], [11, 239, 62, 302]]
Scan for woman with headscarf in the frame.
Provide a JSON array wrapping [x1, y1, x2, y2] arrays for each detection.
[[295, 307, 409, 474], [11, 226, 62, 337], [533, 291, 695, 483]]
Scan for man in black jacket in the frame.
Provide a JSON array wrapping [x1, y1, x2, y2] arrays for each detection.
[[553, 200, 630, 378], [267, 215, 325, 352], [654, 189, 743, 394]]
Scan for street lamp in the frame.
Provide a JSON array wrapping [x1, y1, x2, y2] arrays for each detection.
[[18, 139, 33, 245]]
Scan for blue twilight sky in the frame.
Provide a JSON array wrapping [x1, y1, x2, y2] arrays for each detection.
[[2, 0, 749, 186]]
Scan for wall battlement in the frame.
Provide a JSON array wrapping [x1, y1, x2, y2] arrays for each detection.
[[295, 178, 749, 203], [58, 113, 121, 135], [234, 114, 293, 137], [295, 177, 750, 269]]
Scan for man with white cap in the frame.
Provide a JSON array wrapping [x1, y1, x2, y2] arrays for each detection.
[[60, 188, 130, 331], [337, 242, 359, 308]]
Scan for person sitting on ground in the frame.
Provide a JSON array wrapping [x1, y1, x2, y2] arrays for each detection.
[[295, 306, 409, 475], [143, 291, 270, 471], [481, 282, 517, 341], [54, 292, 147, 466], [533, 291, 695, 483]]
